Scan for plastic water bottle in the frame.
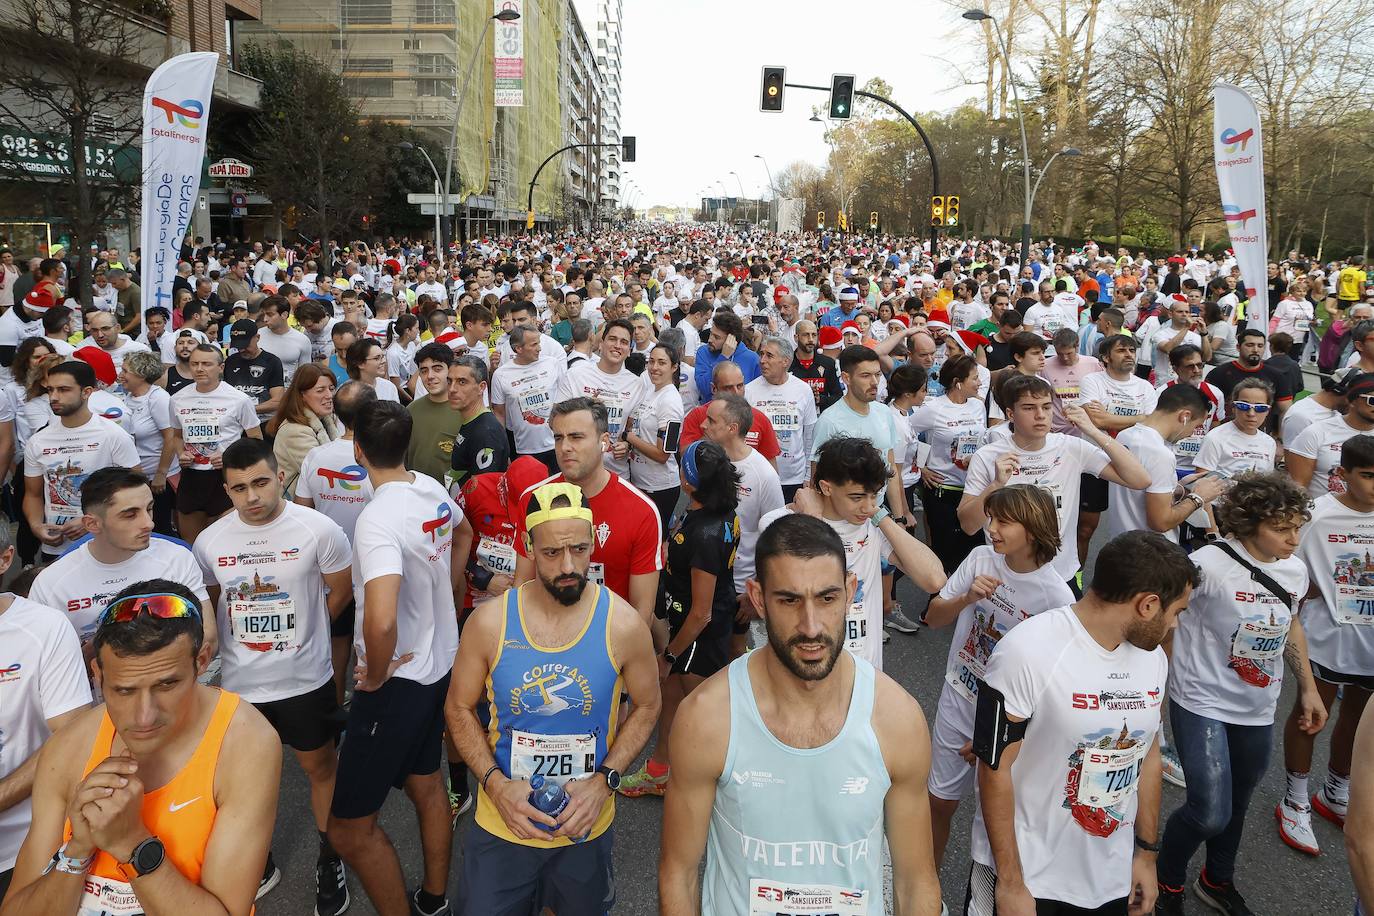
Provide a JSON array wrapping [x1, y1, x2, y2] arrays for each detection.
[[527, 774, 569, 832]]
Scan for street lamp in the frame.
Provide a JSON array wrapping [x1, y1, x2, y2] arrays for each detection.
[[397, 142, 444, 267], [753, 154, 776, 230], [1030, 147, 1082, 221], [963, 7, 1033, 269], [443, 7, 520, 255]]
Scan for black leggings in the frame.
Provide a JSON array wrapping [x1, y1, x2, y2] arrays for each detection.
[[920, 482, 984, 575]]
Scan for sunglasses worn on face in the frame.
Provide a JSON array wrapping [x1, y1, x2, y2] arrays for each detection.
[[99, 592, 202, 627], [1234, 402, 1271, 414]]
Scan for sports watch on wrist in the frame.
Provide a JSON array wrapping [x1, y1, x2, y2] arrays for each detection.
[[596, 765, 621, 791], [662, 647, 678, 666], [116, 836, 166, 881]]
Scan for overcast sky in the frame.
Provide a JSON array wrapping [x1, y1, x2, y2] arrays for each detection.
[[573, 0, 988, 209]]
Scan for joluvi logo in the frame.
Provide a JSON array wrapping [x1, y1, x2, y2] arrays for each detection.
[[316, 465, 367, 490], [1219, 126, 1253, 154], [150, 97, 203, 128], [423, 503, 452, 541]]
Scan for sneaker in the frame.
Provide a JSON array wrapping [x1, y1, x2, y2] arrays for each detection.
[[1193, 871, 1254, 916], [617, 762, 669, 798], [257, 853, 282, 900], [1155, 883, 1186, 915], [1312, 785, 1349, 827], [448, 786, 473, 827], [884, 608, 921, 634], [1161, 745, 1187, 789], [410, 889, 451, 916], [1275, 801, 1320, 856], [315, 856, 350, 916], [882, 629, 891, 644]]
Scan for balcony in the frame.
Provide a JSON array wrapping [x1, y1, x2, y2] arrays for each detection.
[[214, 65, 262, 109]]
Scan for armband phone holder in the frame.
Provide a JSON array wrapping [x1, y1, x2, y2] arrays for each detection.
[[972, 679, 1028, 770]]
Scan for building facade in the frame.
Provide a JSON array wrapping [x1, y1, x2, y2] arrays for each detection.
[[560, 3, 602, 230], [592, 0, 622, 220]]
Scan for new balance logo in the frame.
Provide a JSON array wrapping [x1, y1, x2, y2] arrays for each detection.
[[839, 777, 869, 795]]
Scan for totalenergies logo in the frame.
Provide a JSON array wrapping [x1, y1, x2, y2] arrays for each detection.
[[1219, 126, 1253, 154], [316, 465, 367, 491], [423, 503, 453, 541], [1223, 203, 1258, 228], [99, 406, 124, 421], [150, 97, 204, 129]]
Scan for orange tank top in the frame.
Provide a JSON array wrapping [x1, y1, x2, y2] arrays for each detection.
[[64, 689, 238, 915]]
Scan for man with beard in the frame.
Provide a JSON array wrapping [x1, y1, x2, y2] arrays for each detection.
[[692, 311, 760, 403], [659, 513, 942, 916], [789, 320, 843, 411], [164, 329, 201, 395], [446, 481, 660, 916], [1203, 327, 1295, 418], [967, 531, 1197, 916]]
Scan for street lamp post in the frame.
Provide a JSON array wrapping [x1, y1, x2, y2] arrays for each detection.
[[1030, 147, 1082, 223], [443, 8, 520, 256], [753, 154, 776, 230], [963, 8, 1033, 269], [397, 141, 444, 268], [730, 170, 748, 224]]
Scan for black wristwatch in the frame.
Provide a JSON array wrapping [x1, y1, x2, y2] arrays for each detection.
[[596, 765, 621, 791], [1134, 834, 1161, 854], [117, 837, 166, 880], [662, 647, 678, 667]]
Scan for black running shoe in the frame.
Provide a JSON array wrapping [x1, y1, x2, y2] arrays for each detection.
[[256, 852, 281, 900], [1193, 871, 1253, 916], [315, 855, 350, 916]]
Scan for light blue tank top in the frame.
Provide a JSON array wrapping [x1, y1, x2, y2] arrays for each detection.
[[703, 653, 890, 916]]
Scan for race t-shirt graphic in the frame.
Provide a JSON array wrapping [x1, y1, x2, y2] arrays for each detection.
[[44, 457, 88, 520], [1228, 607, 1289, 688], [224, 570, 296, 653], [1332, 547, 1374, 626], [316, 463, 368, 492], [1062, 720, 1150, 838]]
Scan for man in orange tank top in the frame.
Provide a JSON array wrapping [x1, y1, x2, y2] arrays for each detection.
[[2, 579, 281, 916]]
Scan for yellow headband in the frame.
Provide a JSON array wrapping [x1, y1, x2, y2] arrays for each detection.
[[525, 482, 594, 533]]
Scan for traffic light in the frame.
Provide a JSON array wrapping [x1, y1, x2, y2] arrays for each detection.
[[817, 211, 825, 229], [621, 135, 636, 162], [869, 211, 879, 231], [930, 195, 946, 227], [838, 210, 848, 231], [829, 73, 855, 120], [760, 66, 785, 112], [526, 209, 535, 229], [946, 194, 960, 226]]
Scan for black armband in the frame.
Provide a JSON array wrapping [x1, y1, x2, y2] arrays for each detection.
[[972, 679, 1028, 770]]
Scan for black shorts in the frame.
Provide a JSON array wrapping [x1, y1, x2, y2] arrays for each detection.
[[176, 468, 232, 516], [459, 823, 614, 916], [330, 597, 356, 639], [331, 673, 450, 820], [1079, 472, 1109, 513], [965, 861, 1126, 916], [669, 631, 731, 679], [1311, 660, 1374, 691], [781, 482, 803, 505], [253, 679, 342, 752]]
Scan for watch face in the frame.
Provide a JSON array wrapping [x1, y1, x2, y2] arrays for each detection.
[[133, 838, 165, 874], [606, 770, 621, 790]]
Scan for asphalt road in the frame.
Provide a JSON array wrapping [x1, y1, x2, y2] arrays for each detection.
[[257, 522, 1359, 916]]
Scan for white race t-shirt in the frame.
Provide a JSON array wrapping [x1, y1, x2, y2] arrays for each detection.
[[490, 358, 569, 455], [628, 380, 685, 494], [971, 606, 1167, 909], [963, 433, 1110, 580], [87, 389, 133, 436], [0, 308, 42, 387], [935, 546, 1074, 736], [1161, 381, 1225, 471], [1298, 494, 1374, 676], [1170, 539, 1308, 726], [829, 515, 889, 671], [745, 374, 818, 487], [195, 502, 351, 703], [1281, 395, 1338, 451], [909, 394, 987, 489], [557, 360, 645, 477], [0, 596, 90, 870], [1078, 372, 1158, 426], [123, 386, 180, 478], [1148, 326, 1202, 383], [257, 327, 313, 382], [30, 538, 208, 643], [170, 382, 260, 470], [353, 472, 461, 686], [730, 448, 785, 593], [1195, 422, 1277, 479], [1289, 415, 1363, 499], [1103, 424, 1179, 542], [23, 415, 139, 554], [296, 437, 373, 541]]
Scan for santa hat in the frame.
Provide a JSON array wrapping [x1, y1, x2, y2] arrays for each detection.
[[841, 321, 862, 336], [926, 308, 951, 333], [839, 287, 860, 303], [954, 330, 990, 353], [773, 285, 789, 304], [74, 345, 117, 387], [889, 314, 910, 328], [818, 326, 843, 349], [1170, 293, 1189, 305], [22, 287, 55, 314]]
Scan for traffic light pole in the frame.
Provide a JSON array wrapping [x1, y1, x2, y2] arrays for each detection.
[[528, 142, 624, 228], [786, 82, 941, 260]]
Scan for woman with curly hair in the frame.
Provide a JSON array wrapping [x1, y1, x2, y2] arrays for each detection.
[[1157, 471, 1324, 914]]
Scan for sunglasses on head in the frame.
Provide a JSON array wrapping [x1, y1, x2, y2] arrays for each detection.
[[98, 592, 201, 628], [1233, 402, 1271, 414]]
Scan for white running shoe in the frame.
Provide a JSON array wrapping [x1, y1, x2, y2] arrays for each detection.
[[1275, 801, 1320, 856], [1312, 785, 1348, 827]]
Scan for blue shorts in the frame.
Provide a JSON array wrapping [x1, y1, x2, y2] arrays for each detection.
[[460, 822, 615, 916]]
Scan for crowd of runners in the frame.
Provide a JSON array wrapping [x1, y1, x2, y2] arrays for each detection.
[[0, 225, 1371, 916]]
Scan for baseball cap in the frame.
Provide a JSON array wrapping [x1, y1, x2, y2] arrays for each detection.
[[1343, 372, 1374, 399], [1324, 365, 1362, 395], [229, 318, 259, 345]]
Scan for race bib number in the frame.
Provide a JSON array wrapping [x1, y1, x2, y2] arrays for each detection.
[[1295, 318, 1311, 332], [587, 562, 605, 586], [1076, 739, 1148, 808], [181, 407, 220, 445], [844, 602, 868, 658], [509, 730, 596, 788], [954, 433, 982, 462], [1336, 586, 1374, 626], [476, 536, 517, 575], [945, 662, 980, 703], [1231, 618, 1287, 660], [228, 597, 298, 649], [78, 875, 142, 916], [749, 879, 869, 916]]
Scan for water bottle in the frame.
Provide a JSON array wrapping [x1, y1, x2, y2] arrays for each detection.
[[527, 774, 569, 832]]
